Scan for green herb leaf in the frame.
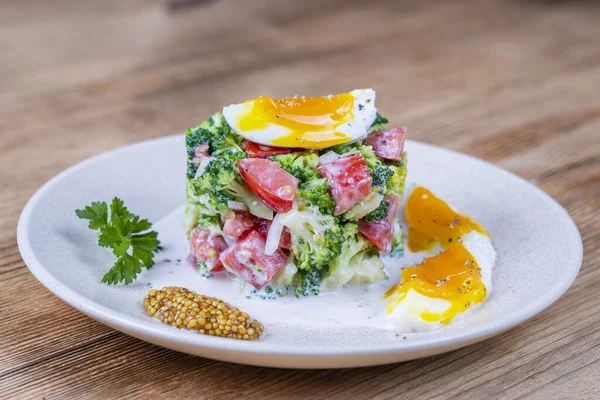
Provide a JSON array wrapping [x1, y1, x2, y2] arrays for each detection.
[[76, 197, 160, 285], [75, 201, 108, 230]]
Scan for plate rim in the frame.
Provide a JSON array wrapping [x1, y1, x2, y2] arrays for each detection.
[[17, 134, 583, 359]]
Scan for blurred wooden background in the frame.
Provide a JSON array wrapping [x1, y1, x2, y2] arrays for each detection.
[[1, 0, 599, 398]]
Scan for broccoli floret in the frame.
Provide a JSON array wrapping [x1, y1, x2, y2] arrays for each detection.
[[294, 229, 343, 272], [185, 181, 222, 235], [387, 221, 405, 258], [184, 198, 201, 236], [210, 128, 245, 158], [327, 141, 386, 185], [292, 268, 321, 297], [348, 250, 387, 284], [320, 225, 366, 288], [369, 112, 389, 133], [193, 157, 239, 212], [197, 260, 214, 278], [355, 144, 381, 172], [199, 111, 227, 130], [385, 154, 407, 197], [197, 214, 222, 235], [194, 193, 220, 217], [186, 112, 246, 179], [195, 157, 238, 194], [297, 178, 335, 215], [271, 152, 320, 182], [186, 127, 212, 179], [321, 227, 386, 289], [279, 207, 344, 272], [372, 166, 394, 187], [273, 262, 298, 287], [272, 152, 336, 215], [364, 200, 390, 223]]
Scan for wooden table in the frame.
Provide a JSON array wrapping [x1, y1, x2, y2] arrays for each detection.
[[1, 0, 599, 398]]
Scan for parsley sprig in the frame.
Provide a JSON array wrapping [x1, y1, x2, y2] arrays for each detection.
[[76, 198, 160, 285]]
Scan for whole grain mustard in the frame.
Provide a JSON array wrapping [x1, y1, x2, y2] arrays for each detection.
[[144, 286, 264, 340]]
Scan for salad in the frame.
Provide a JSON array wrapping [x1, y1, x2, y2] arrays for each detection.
[[184, 89, 407, 297], [73, 89, 497, 337]]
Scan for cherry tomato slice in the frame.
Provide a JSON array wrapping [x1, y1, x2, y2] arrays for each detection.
[[238, 158, 299, 213]]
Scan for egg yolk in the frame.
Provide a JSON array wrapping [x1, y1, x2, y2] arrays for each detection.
[[384, 243, 486, 324], [237, 93, 355, 149], [405, 186, 489, 252]]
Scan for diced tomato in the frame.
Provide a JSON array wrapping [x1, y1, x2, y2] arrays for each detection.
[[258, 219, 292, 250], [238, 158, 299, 213], [364, 127, 406, 161], [242, 140, 291, 158], [358, 195, 401, 253], [219, 230, 287, 289], [279, 228, 292, 250], [317, 154, 372, 215], [222, 215, 291, 251], [190, 227, 228, 271], [223, 212, 257, 238]]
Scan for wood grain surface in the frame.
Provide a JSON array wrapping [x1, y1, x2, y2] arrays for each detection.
[[1, 0, 599, 398]]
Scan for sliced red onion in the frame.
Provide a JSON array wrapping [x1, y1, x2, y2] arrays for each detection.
[[227, 200, 248, 211], [193, 156, 215, 180], [265, 213, 284, 255], [350, 193, 383, 220], [341, 150, 361, 158], [247, 198, 273, 220], [318, 151, 341, 166], [223, 235, 236, 246]]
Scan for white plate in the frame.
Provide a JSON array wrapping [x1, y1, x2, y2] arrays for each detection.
[[17, 135, 582, 368]]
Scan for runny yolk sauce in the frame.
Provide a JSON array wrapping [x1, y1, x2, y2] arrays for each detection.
[[405, 186, 489, 252], [384, 243, 486, 324], [237, 93, 355, 149]]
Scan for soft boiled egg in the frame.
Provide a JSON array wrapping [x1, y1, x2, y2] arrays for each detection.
[[222, 89, 378, 150], [385, 186, 496, 331]]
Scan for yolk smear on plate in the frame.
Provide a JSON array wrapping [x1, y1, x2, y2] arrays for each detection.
[[237, 93, 354, 149], [384, 243, 486, 324], [405, 186, 489, 252]]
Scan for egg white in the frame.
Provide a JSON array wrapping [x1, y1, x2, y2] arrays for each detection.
[[335, 89, 378, 143], [222, 89, 378, 148], [386, 231, 496, 332]]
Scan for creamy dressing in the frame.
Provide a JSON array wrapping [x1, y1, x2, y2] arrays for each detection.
[[150, 207, 483, 332]]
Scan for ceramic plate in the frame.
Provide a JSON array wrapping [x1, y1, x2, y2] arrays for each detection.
[[17, 135, 582, 368]]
